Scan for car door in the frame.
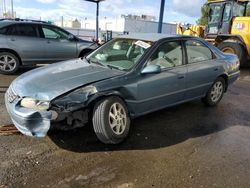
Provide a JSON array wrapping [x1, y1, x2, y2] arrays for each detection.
[[184, 39, 220, 100], [40, 25, 77, 62], [135, 40, 187, 115], [6, 23, 46, 63]]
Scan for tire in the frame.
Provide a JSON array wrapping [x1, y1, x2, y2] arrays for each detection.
[[217, 42, 247, 66], [0, 52, 20, 75], [202, 77, 226, 106], [92, 96, 130, 144]]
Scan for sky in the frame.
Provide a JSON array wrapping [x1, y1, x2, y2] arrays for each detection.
[[1, 0, 207, 24]]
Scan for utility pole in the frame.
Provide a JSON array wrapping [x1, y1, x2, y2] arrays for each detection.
[[96, 1, 99, 41], [61, 16, 64, 27], [11, 0, 14, 18], [84, 0, 105, 42], [158, 0, 166, 33], [3, 0, 6, 18]]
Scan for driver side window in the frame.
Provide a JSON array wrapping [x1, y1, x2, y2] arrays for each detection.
[[147, 41, 183, 69]]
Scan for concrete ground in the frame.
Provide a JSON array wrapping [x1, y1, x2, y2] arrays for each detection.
[[0, 67, 250, 188]]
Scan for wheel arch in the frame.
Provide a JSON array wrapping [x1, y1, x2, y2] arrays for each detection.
[[218, 74, 229, 92], [216, 34, 246, 50], [78, 48, 93, 57], [87, 91, 129, 114], [0, 48, 22, 65]]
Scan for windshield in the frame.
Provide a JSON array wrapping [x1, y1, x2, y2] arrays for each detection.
[[209, 4, 222, 23], [233, 3, 246, 17], [86, 38, 152, 71]]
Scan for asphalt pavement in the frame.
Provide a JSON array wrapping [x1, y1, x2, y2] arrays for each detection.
[[0, 67, 250, 188]]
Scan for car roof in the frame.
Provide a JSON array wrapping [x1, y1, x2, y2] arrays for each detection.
[[0, 19, 51, 27], [115, 33, 193, 42]]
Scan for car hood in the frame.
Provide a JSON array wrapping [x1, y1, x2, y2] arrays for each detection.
[[12, 59, 124, 101]]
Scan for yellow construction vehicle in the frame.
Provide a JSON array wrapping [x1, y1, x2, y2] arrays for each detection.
[[177, 0, 250, 65]]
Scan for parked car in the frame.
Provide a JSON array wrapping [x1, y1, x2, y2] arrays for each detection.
[[5, 33, 240, 144], [0, 18, 97, 74]]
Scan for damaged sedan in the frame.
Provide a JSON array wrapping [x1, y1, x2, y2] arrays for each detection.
[[5, 34, 240, 144]]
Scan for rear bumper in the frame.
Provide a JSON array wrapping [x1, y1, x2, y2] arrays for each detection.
[[5, 92, 52, 138], [228, 70, 240, 85]]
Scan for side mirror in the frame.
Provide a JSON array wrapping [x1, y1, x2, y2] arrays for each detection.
[[141, 64, 161, 75]]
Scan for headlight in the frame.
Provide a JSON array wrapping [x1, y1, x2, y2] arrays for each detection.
[[20, 97, 50, 111], [78, 85, 97, 95]]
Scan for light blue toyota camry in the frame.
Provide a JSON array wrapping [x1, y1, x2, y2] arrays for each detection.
[[5, 33, 240, 144]]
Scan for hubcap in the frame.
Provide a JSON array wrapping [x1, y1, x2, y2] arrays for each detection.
[[0, 55, 17, 72], [109, 102, 127, 135], [211, 81, 223, 103]]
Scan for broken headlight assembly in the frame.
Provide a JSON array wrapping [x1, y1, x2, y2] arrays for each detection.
[[20, 97, 50, 111], [77, 85, 97, 95]]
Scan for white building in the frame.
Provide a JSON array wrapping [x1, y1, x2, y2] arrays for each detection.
[[55, 15, 176, 42], [55, 18, 81, 29], [80, 15, 176, 34]]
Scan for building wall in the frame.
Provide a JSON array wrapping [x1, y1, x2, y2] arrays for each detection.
[[80, 17, 176, 35], [55, 19, 81, 28], [81, 17, 125, 32], [124, 18, 176, 34]]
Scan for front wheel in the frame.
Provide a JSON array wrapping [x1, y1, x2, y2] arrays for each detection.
[[202, 77, 225, 106], [92, 97, 130, 144]]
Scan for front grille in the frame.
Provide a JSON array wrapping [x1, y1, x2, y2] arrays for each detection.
[[7, 86, 19, 103]]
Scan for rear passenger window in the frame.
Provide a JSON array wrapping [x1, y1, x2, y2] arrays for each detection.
[[147, 41, 183, 69], [9, 24, 37, 37], [186, 40, 213, 63]]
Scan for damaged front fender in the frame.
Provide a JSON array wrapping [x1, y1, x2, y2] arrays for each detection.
[[51, 85, 98, 112]]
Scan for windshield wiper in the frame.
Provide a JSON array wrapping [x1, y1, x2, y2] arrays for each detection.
[[85, 57, 105, 67], [84, 57, 125, 71], [106, 64, 126, 71], [91, 60, 105, 67]]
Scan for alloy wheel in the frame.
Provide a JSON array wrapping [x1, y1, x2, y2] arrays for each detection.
[[109, 102, 127, 135], [0, 55, 17, 72], [211, 81, 224, 103]]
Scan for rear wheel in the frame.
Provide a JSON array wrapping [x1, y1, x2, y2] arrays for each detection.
[[202, 77, 225, 106], [218, 42, 247, 66], [92, 97, 130, 144], [0, 52, 20, 74]]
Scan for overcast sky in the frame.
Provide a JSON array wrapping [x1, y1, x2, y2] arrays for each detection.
[[2, 0, 206, 24]]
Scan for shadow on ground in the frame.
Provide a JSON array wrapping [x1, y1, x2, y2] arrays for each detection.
[[48, 101, 232, 153]]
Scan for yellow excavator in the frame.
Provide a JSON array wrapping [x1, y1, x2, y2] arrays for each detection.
[[177, 0, 250, 66]]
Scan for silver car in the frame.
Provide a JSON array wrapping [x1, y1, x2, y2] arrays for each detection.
[[0, 19, 96, 74]]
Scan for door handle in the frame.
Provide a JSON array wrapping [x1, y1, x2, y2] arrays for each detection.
[[10, 38, 15, 41], [178, 75, 185, 79], [214, 68, 219, 71], [47, 40, 51, 44]]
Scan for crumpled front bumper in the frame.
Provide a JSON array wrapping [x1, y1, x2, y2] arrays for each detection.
[[5, 91, 52, 138]]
